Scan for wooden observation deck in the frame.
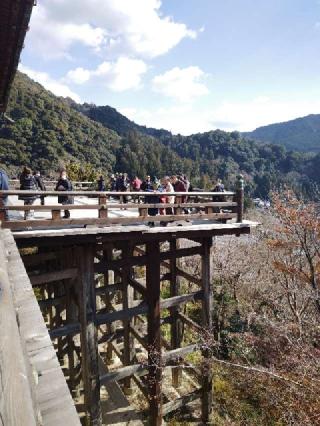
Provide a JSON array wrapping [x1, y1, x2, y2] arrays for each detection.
[[0, 182, 257, 425]]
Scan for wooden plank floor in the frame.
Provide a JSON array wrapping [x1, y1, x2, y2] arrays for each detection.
[[2, 230, 80, 426]]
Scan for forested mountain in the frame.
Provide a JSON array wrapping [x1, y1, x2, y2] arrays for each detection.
[[71, 101, 172, 139], [1, 71, 319, 198], [244, 114, 320, 153]]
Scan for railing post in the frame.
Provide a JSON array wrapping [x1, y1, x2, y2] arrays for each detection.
[[98, 195, 108, 219], [0, 195, 7, 224], [236, 174, 244, 223], [52, 209, 61, 221]]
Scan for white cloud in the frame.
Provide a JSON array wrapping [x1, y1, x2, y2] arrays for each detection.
[[19, 65, 81, 102], [26, 6, 107, 59], [119, 104, 213, 135], [66, 67, 91, 85], [66, 57, 148, 92], [211, 97, 320, 131], [26, 0, 197, 60], [152, 66, 209, 102], [119, 96, 320, 135]]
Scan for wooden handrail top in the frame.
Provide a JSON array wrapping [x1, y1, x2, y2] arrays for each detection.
[[9, 179, 95, 185], [0, 189, 236, 197], [3, 201, 237, 211]]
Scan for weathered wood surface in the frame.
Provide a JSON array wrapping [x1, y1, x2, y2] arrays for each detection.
[[4, 212, 238, 230], [29, 268, 77, 286], [1, 229, 80, 426], [4, 201, 238, 211], [0, 234, 38, 426], [1, 189, 236, 197], [77, 245, 102, 425], [146, 240, 162, 426], [201, 237, 214, 423], [13, 222, 254, 247]]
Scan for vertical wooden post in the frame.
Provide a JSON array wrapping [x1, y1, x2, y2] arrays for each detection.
[[146, 240, 162, 426], [175, 196, 182, 215], [103, 243, 115, 365], [201, 237, 213, 423], [0, 195, 6, 223], [63, 248, 78, 395], [98, 195, 108, 219], [52, 209, 61, 221], [236, 174, 244, 223], [122, 243, 135, 393], [170, 239, 182, 388], [77, 244, 102, 426]]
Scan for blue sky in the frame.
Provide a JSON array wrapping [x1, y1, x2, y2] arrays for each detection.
[[20, 0, 320, 134]]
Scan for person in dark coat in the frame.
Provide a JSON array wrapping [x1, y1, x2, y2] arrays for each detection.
[[141, 175, 152, 191], [97, 175, 106, 191], [19, 167, 39, 220], [55, 170, 73, 219], [34, 171, 46, 205], [0, 168, 9, 220], [145, 178, 160, 226], [212, 179, 225, 213]]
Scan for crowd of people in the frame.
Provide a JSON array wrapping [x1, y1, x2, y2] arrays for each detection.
[[0, 167, 226, 222]]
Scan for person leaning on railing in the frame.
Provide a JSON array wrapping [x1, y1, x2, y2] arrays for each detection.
[[55, 170, 73, 219], [19, 167, 39, 220], [0, 168, 9, 220]]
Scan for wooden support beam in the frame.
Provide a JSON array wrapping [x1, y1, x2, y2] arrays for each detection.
[[21, 251, 57, 266], [163, 344, 199, 363], [134, 246, 202, 287], [96, 301, 148, 325], [162, 389, 202, 417], [50, 322, 81, 339], [98, 328, 124, 345], [122, 244, 135, 393], [77, 245, 102, 426], [39, 295, 65, 310], [128, 276, 147, 296], [201, 237, 214, 423], [170, 239, 182, 388], [95, 245, 202, 273], [29, 268, 77, 286], [178, 312, 204, 333], [95, 283, 122, 296], [102, 243, 116, 365], [100, 363, 148, 385], [160, 291, 203, 310], [146, 240, 162, 426]]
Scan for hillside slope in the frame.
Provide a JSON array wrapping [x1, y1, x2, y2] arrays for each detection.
[[0, 72, 187, 177], [244, 114, 320, 152]]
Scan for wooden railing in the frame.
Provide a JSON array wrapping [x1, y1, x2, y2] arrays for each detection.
[[0, 229, 80, 425], [0, 178, 244, 230], [9, 179, 96, 190]]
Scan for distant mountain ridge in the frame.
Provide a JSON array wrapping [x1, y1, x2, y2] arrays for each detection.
[[244, 114, 320, 153]]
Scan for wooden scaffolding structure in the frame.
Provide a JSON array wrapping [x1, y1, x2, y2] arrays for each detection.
[[14, 220, 252, 425]]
